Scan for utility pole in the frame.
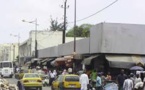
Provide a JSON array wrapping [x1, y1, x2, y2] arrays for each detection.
[[35, 19, 38, 58], [73, 0, 77, 73], [62, 0, 67, 44], [74, 0, 76, 53]]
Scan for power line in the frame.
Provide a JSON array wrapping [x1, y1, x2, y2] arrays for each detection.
[[68, 0, 118, 23]]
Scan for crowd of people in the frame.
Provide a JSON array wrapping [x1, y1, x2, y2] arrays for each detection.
[[79, 69, 145, 90], [15, 65, 145, 90]]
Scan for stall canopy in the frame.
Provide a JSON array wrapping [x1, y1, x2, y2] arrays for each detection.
[[81, 55, 99, 65], [55, 57, 67, 62], [51, 57, 67, 66], [50, 60, 56, 66], [106, 55, 144, 69], [31, 58, 41, 63], [40, 58, 50, 63]]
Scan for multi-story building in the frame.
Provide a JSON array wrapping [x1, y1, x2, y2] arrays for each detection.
[[19, 30, 83, 64], [0, 43, 18, 61]]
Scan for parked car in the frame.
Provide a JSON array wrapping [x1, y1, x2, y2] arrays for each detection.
[[18, 73, 42, 90], [51, 74, 81, 90]]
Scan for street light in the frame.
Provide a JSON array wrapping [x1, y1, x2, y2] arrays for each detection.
[[22, 19, 38, 58]]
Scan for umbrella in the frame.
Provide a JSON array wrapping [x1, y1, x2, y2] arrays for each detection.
[[130, 66, 144, 71]]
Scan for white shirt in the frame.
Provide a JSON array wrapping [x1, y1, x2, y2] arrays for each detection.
[[50, 72, 55, 78], [134, 77, 142, 85], [68, 68, 72, 73], [16, 68, 19, 72], [79, 73, 89, 90], [123, 79, 133, 90]]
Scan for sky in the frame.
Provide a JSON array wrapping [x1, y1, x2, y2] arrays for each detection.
[[0, 0, 145, 44]]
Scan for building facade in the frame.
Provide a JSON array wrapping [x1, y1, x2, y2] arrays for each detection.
[[0, 43, 18, 61], [38, 22, 145, 70], [19, 30, 83, 63]]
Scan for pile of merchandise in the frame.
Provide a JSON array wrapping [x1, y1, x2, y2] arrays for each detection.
[[0, 78, 18, 90]]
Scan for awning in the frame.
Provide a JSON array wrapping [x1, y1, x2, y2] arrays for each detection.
[[131, 56, 144, 65], [24, 61, 31, 66], [31, 58, 41, 63], [40, 58, 49, 63], [42, 62, 47, 65], [50, 60, 56, 66], [55, 57, 67, 62], [64, 56, 73, 59], [50, 57, 66, 66], [106, 55, 144, 69], [41, 58, 56, 66], [81, 55, 99, 65]]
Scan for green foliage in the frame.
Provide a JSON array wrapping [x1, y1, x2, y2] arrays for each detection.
[[66, 24, 93, 37], [50, 18, 64, 31], [15, 55, 19, 62]]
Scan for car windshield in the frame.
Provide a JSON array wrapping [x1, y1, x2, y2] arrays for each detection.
[[24, 74, 39, 78], [2, 62, 12, 68], [37, 70, 45, 75], [65, 76, 79, 81]]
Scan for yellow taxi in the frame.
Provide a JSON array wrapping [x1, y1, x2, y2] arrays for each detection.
[[51, 74, 81, 90], [19, 73, 43, 90]]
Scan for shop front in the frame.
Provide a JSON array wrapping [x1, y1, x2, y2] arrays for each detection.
[[105, 55, 144, 76]]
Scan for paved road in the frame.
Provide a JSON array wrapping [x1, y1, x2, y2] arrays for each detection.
[[5, 77, 51, 90]]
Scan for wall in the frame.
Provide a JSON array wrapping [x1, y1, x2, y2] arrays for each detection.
[[90, 23, 103, 53], [76, 38, 90, 54], [38, 38, 89, 58], [101, 23, 145, 54], [90, 22, 145, 54], [0, 43, 18, 61]]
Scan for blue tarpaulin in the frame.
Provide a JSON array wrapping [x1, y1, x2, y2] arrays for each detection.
[[104, 83, 118, 90]]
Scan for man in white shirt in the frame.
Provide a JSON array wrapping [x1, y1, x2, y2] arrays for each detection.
[[79, 71, 89, 90], [123, 75, 133, 90], [68, 68, 72, 74], [49, 70, 55, 86]]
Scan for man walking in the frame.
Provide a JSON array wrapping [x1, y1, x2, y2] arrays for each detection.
[[117, 69, 127, 90], [96, 73, 102, 90], [123, 75, 133, 90], [49, 70, 55, 86], [79, 71, 89, 90]]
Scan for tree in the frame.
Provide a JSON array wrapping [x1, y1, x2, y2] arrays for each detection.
[[50, 18, 64, 31], [66, 24, 93, 37]]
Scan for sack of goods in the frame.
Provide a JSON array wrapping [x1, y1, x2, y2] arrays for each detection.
[[0, 78, 18, 90]]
